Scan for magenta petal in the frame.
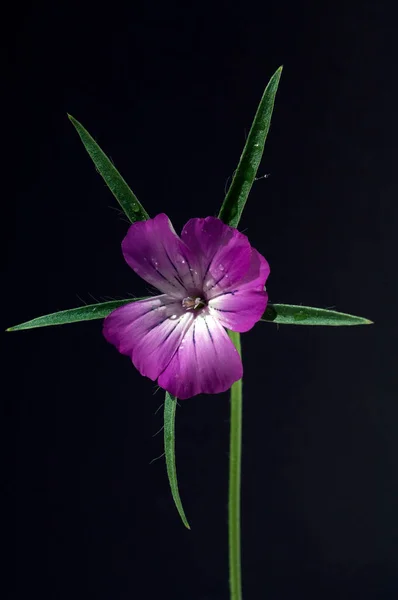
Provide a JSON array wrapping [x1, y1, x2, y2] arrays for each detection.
[[209, 290, 268, 332], [208, 248, 270, 332], [103, 296, 194, 381], [234, 248, 270, 291], [180, 217, 251, 297], [157, 312, 243, 399], [122, 213, 200, 297]]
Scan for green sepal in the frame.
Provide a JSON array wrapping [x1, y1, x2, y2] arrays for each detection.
[[164, 392, 190, 529], [262, 304, 373, 326], [68, 114, 149, 223], [218, 66, 282, 228], [7, 299, 372, 332], [6, 299, 147, 331]]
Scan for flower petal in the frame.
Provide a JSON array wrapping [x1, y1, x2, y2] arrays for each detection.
[[232, 247, 270, 291], [180, 217, 251, 297], [103, 295, 194, 380], [158, 312, 243, 399], [208, 248, 270, 332], [122, 214, 200, 297], [209, 290, 268, 332]]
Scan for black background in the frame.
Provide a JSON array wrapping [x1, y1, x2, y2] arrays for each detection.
[[5, 1, 398, 598]]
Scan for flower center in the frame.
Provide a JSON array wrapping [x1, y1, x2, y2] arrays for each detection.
[[182, 296, 206, 311]]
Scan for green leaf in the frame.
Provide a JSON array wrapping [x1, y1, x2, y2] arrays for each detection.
[[6, 299, 147, 331], [7, 298, 372, 332], [164, 392, 190, 529], [218, 66, 283, 228], [262, 304, 373, 326], [68, 114, 150, 223]]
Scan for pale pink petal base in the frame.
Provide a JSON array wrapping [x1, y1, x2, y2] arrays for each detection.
[[158, 312, 243, 399], [103, 296, 193, 381]]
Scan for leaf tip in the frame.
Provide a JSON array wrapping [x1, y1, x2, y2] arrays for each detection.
[[5, 327, 13, 332], [364, 319, 374, 325], [268, 65, 283, 89]]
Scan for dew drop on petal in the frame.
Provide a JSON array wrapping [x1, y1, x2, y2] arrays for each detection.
[[151, 257, 159, 268], [176, 254, 186, 265], [219, 264, 225, 271]]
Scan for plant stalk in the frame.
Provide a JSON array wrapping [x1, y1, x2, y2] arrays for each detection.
[[228, 331, 243, 600]]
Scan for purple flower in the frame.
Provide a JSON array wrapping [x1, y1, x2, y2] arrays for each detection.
[[103, 214, 270, 399]]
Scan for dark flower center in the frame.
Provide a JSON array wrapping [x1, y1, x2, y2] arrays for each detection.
[[182, 296, 206, 311]]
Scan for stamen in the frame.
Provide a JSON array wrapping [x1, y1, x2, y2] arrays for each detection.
[[193, 297, 205, 309], [182, 296, 206, 311]]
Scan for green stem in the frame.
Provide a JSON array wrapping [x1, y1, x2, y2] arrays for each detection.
[[228, 331, 243, 600]]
